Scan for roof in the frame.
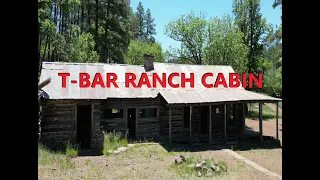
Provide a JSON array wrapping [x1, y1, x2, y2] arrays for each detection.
[[159, 89, 280, 104], [40, 62, 158, 99], [39, 61, 282, 104]]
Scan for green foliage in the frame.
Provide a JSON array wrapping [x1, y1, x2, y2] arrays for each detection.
[[232, 0, 268, 74], [135, 1, 146, 40], [131, 2, 156, 42], [119, 139, 129, 146], [262, 67, 282, 98], [272, 0, 282, 9], [65, 141, 79, 157], [204, 14, 248, 73], [145, 8, 156, 42], [125, 40, 164, 65], [38, 143, 76, 171], [170, 156, 228, 178], [66, 27, 99, 63], [165, 11, 208, 64], [102, 131, 128, 156], [247, 103, 282, 119], [39, 0, 140, 64]]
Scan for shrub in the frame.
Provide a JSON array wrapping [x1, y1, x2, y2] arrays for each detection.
[[102, 131, 128, 156]]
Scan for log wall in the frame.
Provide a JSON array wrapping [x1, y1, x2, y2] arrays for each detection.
[[101, 97, 161, 140], [40, 97, 246, 148], [40, 99, 103, 150], [159, 100, 245, 143]]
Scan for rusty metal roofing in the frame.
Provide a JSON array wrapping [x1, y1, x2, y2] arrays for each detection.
[[40, 62, 158, 99], [39, 61, 282, 103], [159, 89, 281, 104]]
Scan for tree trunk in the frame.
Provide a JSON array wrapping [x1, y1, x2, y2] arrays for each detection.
[[87, 0, 91, 30], [105, 0, 110, 63], [43, 34, 49, 61], [95, 0, 99, 51]]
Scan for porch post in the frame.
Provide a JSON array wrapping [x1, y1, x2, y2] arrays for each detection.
[[224, 104, 227, 143], [276, 102, 279, 140], [259, 103, 263, 143], [243, 103, 245, 138], [189, 106, 192, 144], [169, 107, 172, 144], [209, 105, 212, 144]]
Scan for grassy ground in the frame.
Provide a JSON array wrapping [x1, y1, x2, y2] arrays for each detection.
[[38, 104, 282, 179], [247, 103, 282, 120], [39, 143, 280, 180], [102, 131, 128, 155]]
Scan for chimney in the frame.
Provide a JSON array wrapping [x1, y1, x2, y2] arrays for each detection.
[[143, 54, 154, 72]]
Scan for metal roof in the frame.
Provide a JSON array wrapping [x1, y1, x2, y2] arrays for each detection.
[[39, 61, 282, 103], [159, 89, 281, 104], [40, 62, 158, 99]]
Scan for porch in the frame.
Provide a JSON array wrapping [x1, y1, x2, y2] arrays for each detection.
[[163, 101, 281, 145]]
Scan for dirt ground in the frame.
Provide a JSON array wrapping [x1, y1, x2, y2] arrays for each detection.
[[38, 104, 283, 180], [236, 104, 282, 177], [39, 144, 280, 180]]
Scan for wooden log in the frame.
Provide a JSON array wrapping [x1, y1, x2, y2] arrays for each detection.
[[189, 106, 192, 144], [243, 103, 246, 137], [276, 102, 279, 140], [224, 104, 227, 143], [259, 103, 263, 143], [209, 105, 212, 144], [41, 120, 73, 126], [41, 127, 74, 132], [169, 107, 172, 144]]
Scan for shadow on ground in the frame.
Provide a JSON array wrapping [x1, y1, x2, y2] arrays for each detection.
[[157, 138, 281, 153]]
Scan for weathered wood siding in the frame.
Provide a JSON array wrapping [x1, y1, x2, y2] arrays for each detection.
[[226, 103, 245, 136], [159, 101, 245, 143], [159, 105, 184, 141], [40, 99, 103, 150], [101, 97, 161, 140], [210, 104, 225, 138]]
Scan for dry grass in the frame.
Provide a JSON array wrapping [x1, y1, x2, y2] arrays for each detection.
[[102, 131, 128, 155], [236, 148, 282, 176], [39, 143, 280, 180]]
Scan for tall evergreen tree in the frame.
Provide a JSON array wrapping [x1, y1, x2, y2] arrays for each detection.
[[145, 8, 156, 42], [135, 1, 145, 40], [38, 0, 132, 64], [232, 0, 268, 74]]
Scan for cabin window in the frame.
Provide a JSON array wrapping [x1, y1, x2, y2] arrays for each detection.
[[104, 109, 124, 119], [140, 108, 157, 118], [183, 107, 190, 128]]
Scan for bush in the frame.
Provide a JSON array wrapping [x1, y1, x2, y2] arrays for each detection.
[[65, 141, 79, 158], [102, 131, 128, 156], [170, 156, 228, 178]]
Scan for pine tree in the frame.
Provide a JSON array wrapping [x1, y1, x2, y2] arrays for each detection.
[[145, 8, 156, 42], [135, 1, 145, 40]]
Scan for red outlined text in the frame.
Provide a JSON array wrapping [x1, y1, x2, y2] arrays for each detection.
[[58, 72, 263, 89]]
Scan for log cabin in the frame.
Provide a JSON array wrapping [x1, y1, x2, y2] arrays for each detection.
[[38, 55, 281, 150]]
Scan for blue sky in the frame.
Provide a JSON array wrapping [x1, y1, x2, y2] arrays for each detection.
[[130, 0, 282, 51]]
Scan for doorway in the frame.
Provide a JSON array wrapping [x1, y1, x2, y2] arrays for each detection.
[[77, 105, 92, 149], [127, 108, 136, 138], [199, 106, 209, 134]]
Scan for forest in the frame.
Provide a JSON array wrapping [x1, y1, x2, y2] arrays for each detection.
[[38, 0, 282, 98]]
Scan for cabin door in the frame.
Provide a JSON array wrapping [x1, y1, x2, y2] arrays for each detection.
[[127, 108, 136, 138], [77, 105, 92, 149]]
